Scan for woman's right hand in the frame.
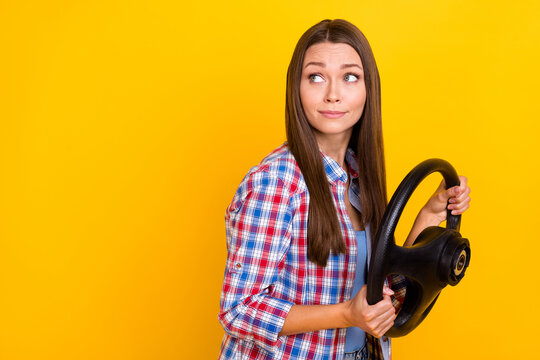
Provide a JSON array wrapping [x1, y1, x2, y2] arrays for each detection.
[[344, 285, 397, 338]]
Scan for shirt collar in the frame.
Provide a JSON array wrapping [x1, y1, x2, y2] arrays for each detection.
[[320, 147, 359, 184], [345, 148, 359, 180]]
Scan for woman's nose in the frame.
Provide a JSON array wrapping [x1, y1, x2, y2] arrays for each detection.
[[325, 95, 340, 103], [325, 82, 341, 103]]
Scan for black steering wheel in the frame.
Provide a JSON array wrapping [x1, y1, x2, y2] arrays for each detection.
[[366, 159, 471, 337]]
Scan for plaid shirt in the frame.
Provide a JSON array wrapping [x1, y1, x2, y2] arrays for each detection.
[[218, 143, 406, 360]]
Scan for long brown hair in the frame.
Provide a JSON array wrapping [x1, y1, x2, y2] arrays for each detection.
[[285, 19, 388, 267]]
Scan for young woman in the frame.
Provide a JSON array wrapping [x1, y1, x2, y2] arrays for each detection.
[[218, 19, 471, 360]]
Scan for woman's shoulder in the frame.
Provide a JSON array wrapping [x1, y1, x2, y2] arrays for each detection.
[[239, 142, 306, 195]]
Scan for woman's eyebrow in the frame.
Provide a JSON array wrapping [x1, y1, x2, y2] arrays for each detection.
[[303, 62, 363, 70], [304, 61, 325, 69], [341, 63, 363, 70]]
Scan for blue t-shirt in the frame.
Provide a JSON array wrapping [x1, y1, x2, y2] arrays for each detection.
[[344, 230, 368, 352]]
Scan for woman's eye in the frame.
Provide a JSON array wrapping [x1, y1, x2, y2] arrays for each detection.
[[309, 74, 324, 83], [344, 73, 359, 82]]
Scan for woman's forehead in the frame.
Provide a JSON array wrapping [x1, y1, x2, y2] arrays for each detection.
[[303, 42, 362, 68]]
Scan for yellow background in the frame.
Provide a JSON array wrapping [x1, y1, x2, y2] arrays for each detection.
[[1, 1, 539, 359]]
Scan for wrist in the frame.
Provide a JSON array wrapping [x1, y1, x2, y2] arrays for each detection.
[[340, 299, 354, 328], [417, 207, 443, 227]]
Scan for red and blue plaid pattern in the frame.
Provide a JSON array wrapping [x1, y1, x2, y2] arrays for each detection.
[[218, 143, 405, 359]]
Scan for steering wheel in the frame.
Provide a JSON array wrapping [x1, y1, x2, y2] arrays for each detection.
[[366, 158, 471, 337]]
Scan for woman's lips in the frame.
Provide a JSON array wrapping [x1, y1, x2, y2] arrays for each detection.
[[318, 110, 347, 119]]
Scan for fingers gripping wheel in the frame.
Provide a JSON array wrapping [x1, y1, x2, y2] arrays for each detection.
[[366, 159, 471, 338]]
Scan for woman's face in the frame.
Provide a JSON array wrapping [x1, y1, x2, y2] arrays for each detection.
[[300, 42, 366, 144]]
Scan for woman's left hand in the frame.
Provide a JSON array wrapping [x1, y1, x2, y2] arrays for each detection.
[[404, 176, 471, 246], [421, 176, 471, 224]]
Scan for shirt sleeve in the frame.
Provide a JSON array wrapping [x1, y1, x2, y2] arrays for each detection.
[[387, 274, 407, 312], [218, 169, 295, 354]]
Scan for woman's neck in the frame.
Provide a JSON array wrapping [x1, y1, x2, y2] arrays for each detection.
[[314, 131, 352, 169]]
